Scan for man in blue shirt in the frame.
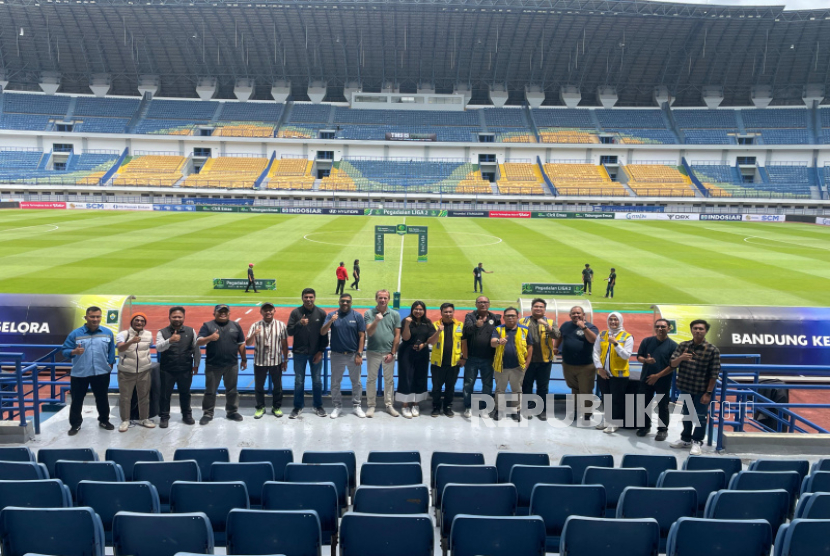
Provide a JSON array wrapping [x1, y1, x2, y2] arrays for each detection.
[[321, 293, 366, 419], [61, 306, 116, 436]]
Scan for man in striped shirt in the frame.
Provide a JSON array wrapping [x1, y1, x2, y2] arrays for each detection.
[[246, 303, 289, 419]]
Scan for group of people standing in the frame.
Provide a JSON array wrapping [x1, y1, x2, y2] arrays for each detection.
[[581, 263, 617, 298], [62, 295, 721, 455]]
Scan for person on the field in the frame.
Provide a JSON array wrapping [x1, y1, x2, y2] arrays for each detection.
[[636, 319, 678, 442], [604, 268, 617, 298], [396, 301, 432, 418], [555, 305, 599, 424], [582, 264, 594, 295], [473, 263, 493, 293], [156, 306, 200, 428], [115, 313, 156, 432], [196, 304, 247, 424], [350, 259, 361, 291], [365, 290, 401, 417], [593, 312, 634, 434], [491, 307, 533, 421], [521, 299, 560, 420], [462, 296, 501, 419], [61, 306, 116, 436], [669, 319, 721, 456], [245, 263, 257, 293], [335, 262, 349, 296], [288, 288, 329, 419], [246, 303, 289, 419], [321, 293, 366, 418], [428, 303, 467, 417]]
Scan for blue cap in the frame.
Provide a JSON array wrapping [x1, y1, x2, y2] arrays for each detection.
[[214, 304, 230, 312]]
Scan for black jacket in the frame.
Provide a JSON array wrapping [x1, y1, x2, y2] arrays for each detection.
[[462, 311, 502, 360], [287, 306, 329, 355]]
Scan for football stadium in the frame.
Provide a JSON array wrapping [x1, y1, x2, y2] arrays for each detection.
[[1, 0, 830, 554]]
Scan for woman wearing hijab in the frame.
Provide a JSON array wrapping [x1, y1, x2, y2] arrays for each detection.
[[396, 301, 432, 418], [115, 313, 156, 432], [592, 311, 634, 434]]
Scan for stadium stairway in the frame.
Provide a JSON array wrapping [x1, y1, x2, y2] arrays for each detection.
[[210, 104, 223, 124], [524, 105, 542, 143], [126, 94, 152, 134], [663, 105, 685, 145], [735, 110, 747, 135], [65, 97, 78, 121]]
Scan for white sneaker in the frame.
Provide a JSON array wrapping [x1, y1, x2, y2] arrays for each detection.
[[354, 406, 366, 418], [595, 420, 607, 430], [118, 421, 130, 433], [140, 419, 156, 429], [690, 442, 703, 456], [463, 408, 472, 419], [386, 406, 400, 417], [330, 407, 342, 419], [402, 407, 412, 419], [411, 405, 420, 417], [366, 407, 375, 418], [603, 426, 618, 434], [670, 439, 693, 449]]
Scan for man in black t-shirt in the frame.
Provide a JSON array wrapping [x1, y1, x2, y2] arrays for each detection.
[[636, 319, 678, 441], [196, 304, 247, 424], [604, 268, 617, 298], [473, 263, 493, 293], [245, 263, 257, 293], [581, 264, 593, 295]]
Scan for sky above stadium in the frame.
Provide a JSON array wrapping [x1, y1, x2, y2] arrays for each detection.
[[662, 0, 830, 9]]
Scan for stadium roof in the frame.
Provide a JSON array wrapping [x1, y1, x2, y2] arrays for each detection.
[[1, 0, 829, 105]]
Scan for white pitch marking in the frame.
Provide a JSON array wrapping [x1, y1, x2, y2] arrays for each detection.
[[744, 235, 830, 251], [0, 224, 59, 234], [397, 217, 406, 293], [302, 231, 502, 248], [245, 309, 253, 314], [235, 318, 242, 322]]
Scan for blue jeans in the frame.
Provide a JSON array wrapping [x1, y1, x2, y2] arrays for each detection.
[[680, 391, 709, 443], [293, 353, 323, 410], [463, 357, 494, 409]]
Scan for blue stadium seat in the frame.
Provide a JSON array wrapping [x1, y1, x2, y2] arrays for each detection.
[[683, 455, 742, 482], [529, 484, 606, 552], [352, 485, 430, 514], [704, 489, 789, 537], [0, 506, 105, 556], [226, 509, 322, 556], [238, 448, 293, 481], [340, 512, 433, 556], [812, 459, 830, 474], [0, 462, 50, 481], [0, 479, 71, 511], [440, 483, 517, 541], [173, 448, 229, 479], [433, 464, 498, 508], [658, 469, 728, 515], [494, 452, 550, 483], [666, 517, 772, 556], [112, 511, 213, 556], [169, 481, 249, 546], [621, 454, 678, 487], [37, 448, 99, 477], [104, 448, 163, 481], [302, 451, 356, 495], [800, 471, 830, 495], [218, 102, 284, 123], [261, 482, 339, 547], [76, 480, 160, 545], [285, 462, 349, 509], [430, 452, 485, 489], [794, 492, 830, 519], [748, 459, 809, 482], [367, 451, 421, 463], [509, 465, 573, 515], [617, 487, 697, 552], [730, 470, 801, 515], [0, 447, 35, 463], [449, 515, 545, 556], [359, 462, 423, 486], [582, 466, 648, 516], [559, 454, 614, 484], [54, 461, 124, 500], [210, 462, 274, 507], [774, 518, 830, 556], [559, 516, 660, 556], [133, 460, 201, 511]]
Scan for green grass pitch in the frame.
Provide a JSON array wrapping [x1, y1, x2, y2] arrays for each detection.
[[2, 209, 830, 309]]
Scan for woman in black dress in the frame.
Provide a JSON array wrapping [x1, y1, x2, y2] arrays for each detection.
[[396, 301, 432, 418], [350, 259, 360, 290]]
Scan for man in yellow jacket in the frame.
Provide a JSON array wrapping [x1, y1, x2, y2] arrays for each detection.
[[428, 303, 467, 417], [521, 299, 560, 421], [490, 307, 533, 421]]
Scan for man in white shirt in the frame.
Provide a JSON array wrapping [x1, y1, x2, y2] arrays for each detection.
[[246, 302, 289, 419]]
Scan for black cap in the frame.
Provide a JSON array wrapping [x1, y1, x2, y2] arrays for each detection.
[[214, 304, 230, 313], [261, 302, 276, 310]]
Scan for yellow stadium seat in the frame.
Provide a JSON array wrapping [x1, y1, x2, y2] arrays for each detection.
[[112, 155, 187, 187], [624, 164, 695, 197]]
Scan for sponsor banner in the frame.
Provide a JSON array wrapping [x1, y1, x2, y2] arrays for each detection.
[[0, 294, 132, 363], [364, 209, 447, 217], [213, 278, 276, 290], [597, 205, 665, 213], [183, 197, 254, 206], [615, 212, 700, 221], [532, 211, 615, 219], [67, 202, 153, 211], [784, 215, 816, 224], [816, 217, 830, 227], [655, 305, 830, 366], [327, 208, 363, 215], [521, 283, 584, 296], [20, 201, 66, 210], [743, 214, 785, 222], [280, 207, 363, 215], [489, 211, 531, 219], [700, 214, 744, 222], [153, 204, 197, 212], [448, 210, 489, 218], [0, 202, 20, 209], [385, 132, 437, 142]]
